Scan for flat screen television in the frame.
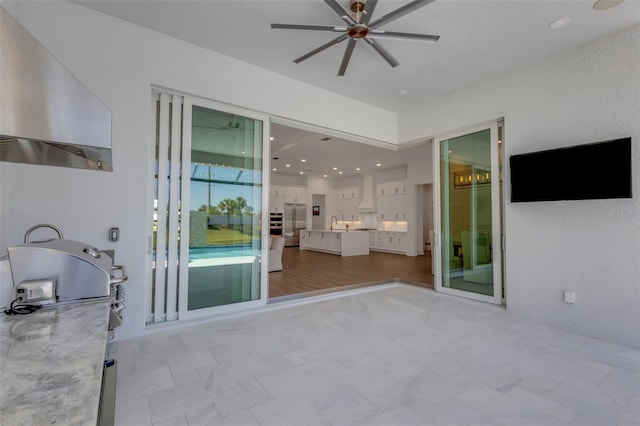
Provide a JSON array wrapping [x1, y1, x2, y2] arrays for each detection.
[[510, 137, 632, 202]]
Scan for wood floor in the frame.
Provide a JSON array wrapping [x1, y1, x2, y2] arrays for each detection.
[[268, 248, 434, 299]]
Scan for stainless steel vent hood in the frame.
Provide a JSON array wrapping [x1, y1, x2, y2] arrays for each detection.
[[0, 7, 112, 171]]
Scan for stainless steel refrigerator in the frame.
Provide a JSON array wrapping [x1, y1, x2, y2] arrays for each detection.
[[284, 203, 306, 246]]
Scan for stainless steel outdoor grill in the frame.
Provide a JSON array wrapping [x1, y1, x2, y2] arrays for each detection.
[[7, 224, 128, 339]]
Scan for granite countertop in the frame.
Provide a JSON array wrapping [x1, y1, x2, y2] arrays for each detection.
[[0, 298, 110, 426]]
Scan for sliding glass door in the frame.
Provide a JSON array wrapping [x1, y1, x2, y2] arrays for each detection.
[[150, 93, 269, 324], [434, 122, 503, 304], [182, 103, 264, 314]]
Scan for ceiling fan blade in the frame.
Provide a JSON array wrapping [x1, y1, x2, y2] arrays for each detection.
[[293, 33, 349, 64], [338, 39, 357, 77], [364, 37, 399, 68], [368, 30, 440, 43], [368, 0, 437, 30], [361, 0, 378, 25], [323, 0, 357, 26], [271, 23, 347, 33]]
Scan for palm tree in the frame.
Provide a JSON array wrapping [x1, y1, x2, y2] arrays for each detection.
[[217, 198, 237, 228], [235, 197, 247, 226]]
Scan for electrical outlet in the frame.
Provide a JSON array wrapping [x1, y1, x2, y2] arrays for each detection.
[[564, 290, 575, 304], [16, 279, 56, 304]]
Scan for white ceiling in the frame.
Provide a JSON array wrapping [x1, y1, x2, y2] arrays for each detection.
[[270, 122, 430, 178], [75, 0, 639, 178]]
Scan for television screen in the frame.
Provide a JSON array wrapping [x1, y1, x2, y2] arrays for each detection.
[[510, 137, 632, 202]]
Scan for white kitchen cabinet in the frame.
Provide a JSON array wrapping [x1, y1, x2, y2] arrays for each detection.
[[335, 197, 359, 221], [270, 185, 285, 197], [336, 186, 359, 200], [334, 186, 360, 220], [376, 195, 390, 221], [376, 180, 407, 221], [393, 194, 406, 220], [369, 231, 408, 254], [285, 186, 307, 204], [376, 181, 406, 196], [397, 232, 408, 252], [301, 230, 368, 256], [270, 195, 285, 213], [322, 232, 341, 252]]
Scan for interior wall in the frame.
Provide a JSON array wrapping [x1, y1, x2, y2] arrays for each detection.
[[0, 1, 395, 340], [311, 194, 325, 230], [423, 185, 434, 252], [271, 174, 307, 187], [399, 26, 640, 348]]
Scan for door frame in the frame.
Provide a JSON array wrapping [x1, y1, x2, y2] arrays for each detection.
[[433, 120, 503, 305]]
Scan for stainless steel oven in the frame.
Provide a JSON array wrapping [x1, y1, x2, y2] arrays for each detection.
[[270, 212, 283, 235]]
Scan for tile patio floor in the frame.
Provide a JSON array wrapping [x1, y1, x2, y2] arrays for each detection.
[[110, 284, 640, 426]]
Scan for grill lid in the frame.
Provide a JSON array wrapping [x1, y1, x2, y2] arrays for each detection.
[[8, 238, 113, 302]]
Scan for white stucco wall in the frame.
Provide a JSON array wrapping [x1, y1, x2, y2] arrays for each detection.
[[0, 1, 396, 340], [400, 26, 640, 348], [1, 0, 638, 349]]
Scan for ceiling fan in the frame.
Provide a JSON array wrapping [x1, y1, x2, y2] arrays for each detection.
[[195, 113, 245, 135], [271, 0, 440, 76]]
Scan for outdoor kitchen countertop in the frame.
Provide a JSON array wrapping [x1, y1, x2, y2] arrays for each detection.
[[0, 298, 110, 426]]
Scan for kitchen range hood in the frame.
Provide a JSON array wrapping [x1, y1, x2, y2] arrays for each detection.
[[357, 174, 377, 212], [0, 7, 112, 171]]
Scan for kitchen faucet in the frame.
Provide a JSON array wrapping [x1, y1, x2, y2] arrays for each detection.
[[330, 216, 337, 231]]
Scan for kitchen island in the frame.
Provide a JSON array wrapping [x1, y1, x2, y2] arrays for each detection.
[[0, 298, 110, 426], [299, 230, 369, 256]]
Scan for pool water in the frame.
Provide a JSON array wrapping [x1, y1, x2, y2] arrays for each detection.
[[189, 245, 258, 260]]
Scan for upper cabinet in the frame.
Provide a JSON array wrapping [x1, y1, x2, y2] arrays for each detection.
[[334, 186, 360, 220], [376, 181, 406, 196], [270, 184, 306, 211], [335, 186, 360, 200], [269, 185, 285, 212], [270, 185, 285, 197], [284, 186, 307, 204], [376, 180, 407, 221]]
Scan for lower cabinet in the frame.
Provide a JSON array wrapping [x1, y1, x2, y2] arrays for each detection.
[[301, 231, 369, 256], [369, 231, 408, 254], [302, 231, 341, 254]]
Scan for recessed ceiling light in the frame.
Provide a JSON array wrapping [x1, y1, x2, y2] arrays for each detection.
[[301, 159, 306, 162], [285, 164, 291, 167], [548, 17, 571, 30], [272, 168, 277, 171], [593, 0, 624, 10], [376, 163, 382, 167], [338, 171, 343, 175], [356, 167, 361, 171], [323, 174, 328, 178], [333, 167, 338, 170], [270, 137, 274, 141], [299, 171, 304, 175]]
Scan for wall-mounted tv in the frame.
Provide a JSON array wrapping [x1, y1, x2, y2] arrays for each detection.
[[510, 137, 632, 202]]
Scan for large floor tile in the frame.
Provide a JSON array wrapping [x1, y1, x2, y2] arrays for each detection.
[[113, 284, 639, 426]]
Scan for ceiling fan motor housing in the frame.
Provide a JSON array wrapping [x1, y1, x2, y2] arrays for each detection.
[[350, 0, 366, 13]]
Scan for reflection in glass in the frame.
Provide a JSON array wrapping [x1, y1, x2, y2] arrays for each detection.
[[187, 106, 263, 310], [440, 129, 494, 296]]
